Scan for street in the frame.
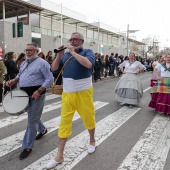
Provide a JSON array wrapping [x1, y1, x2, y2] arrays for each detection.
[[0, 72, 170, 170]]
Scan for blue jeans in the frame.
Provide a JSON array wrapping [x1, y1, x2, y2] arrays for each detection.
[[109, 64, 115, 76], [22, 94, 46, 149]]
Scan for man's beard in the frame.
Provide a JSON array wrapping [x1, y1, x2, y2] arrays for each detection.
[[74, 45, 82, 52], [26, 54, 38, 60]]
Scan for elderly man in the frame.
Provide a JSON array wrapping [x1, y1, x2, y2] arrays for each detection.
[[6, 43, 53, 159], [46, 32, 96, 169]]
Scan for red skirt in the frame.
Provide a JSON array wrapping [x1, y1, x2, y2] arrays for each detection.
[[148, 93, 170, 114]]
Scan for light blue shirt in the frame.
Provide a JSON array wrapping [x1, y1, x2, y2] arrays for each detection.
[[16, 57, 53, 89]]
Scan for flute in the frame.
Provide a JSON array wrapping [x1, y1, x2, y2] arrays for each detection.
[[54, 47, 67, 54]]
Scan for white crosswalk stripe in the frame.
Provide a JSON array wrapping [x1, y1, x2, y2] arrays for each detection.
[[117, 114, 170, 170], [0, 101, 61, 129]]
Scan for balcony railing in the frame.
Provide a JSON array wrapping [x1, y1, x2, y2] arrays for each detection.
[[31, 26, 118, 48]]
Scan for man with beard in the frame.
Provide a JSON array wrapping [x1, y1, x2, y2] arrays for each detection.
[[46, 32, 96, 169], [6, 43, 53, 159]]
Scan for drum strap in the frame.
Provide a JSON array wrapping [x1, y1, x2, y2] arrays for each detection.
[[20, 57, 39, 75]]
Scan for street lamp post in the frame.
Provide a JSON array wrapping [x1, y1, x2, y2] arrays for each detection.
[[153, 39, 160, 57], [97, 19, 100, 53], [3, 0, 6, 55], [126, 24, 139, 56], [60, 3, 63, 45], [127, 24, 129, 56]]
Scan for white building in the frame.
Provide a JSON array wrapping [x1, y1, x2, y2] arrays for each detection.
[[0, 0, 144, 57]]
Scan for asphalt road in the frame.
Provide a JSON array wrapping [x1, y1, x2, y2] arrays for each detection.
[[0, 71, 170, 170]]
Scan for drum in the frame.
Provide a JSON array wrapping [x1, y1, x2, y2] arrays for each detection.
[[2, 89, 29, 116]]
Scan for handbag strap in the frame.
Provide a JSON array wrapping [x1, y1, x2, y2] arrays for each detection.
[[54, 56, 73, 84]]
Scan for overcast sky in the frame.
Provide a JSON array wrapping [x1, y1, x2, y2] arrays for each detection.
[[47, 0, 170, 49]]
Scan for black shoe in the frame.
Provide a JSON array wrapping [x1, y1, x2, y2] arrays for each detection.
[[35, 129, 48, 140], [19, 149, 32, 160]]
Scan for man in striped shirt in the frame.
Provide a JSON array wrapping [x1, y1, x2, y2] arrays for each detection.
[[6, 43, 53, 160]]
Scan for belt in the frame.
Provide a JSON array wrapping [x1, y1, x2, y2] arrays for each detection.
[[20, 85, 46, 96]]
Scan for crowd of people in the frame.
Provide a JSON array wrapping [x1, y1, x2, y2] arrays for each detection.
[[93, 52, 157, 82], [0, 31, 170, 169]]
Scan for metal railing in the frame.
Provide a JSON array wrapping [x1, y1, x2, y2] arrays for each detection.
[[31, 26, 118, 47]]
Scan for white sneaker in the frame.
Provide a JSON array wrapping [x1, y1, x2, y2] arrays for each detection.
[[0, 103, 2, 106], [46, 159, 63, 169], [87, 145, 96, 154]]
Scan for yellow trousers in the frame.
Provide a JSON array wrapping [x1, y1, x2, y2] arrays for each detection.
[[58, 87, 96, 138]]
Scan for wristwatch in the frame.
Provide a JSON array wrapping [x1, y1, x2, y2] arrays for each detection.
[[37, 89, 42, 94]]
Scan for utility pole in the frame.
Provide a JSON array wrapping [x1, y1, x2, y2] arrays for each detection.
[[97, 20, 100, 53], [127, 24, 129, 56], [60, 3, 63, 45]]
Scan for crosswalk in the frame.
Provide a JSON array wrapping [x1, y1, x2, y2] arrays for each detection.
[[0, 88, 170, 170], [117, 114, 170, 170], [0, 101, 108, 158]]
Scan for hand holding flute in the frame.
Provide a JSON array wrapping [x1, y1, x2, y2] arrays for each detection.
[[52, 44, 78, 71], [51, 45, 66, 71]]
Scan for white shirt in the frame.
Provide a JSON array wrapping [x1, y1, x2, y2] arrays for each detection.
[[152, 61, 160, 67], [156, 63, 170, 77], [119, 60, 145, 73], [63, 76, 92, 92]]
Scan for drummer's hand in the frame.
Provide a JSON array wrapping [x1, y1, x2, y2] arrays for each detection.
[[32, 91, 41, 100], [6, 80, 15, 87]]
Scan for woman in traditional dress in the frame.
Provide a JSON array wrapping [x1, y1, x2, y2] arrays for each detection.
[[148, 54, 170, 115], [150, 58, 163, 87], [115, 53, 145, 108]]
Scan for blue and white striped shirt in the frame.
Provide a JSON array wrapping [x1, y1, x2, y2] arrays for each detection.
[[16, 57, 53, 89]]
